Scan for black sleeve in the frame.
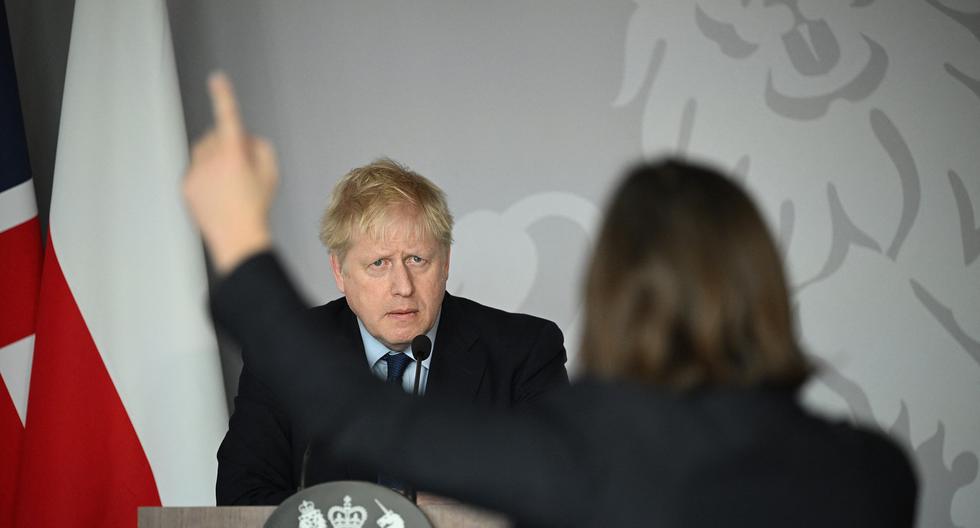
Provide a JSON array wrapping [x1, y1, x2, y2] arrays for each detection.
[[215, 366, 295, 505], [211, 252, 591, 526]]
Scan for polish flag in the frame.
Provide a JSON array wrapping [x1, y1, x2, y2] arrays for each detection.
[[0, 2, 41, 524], [14, 1, 228, 526]]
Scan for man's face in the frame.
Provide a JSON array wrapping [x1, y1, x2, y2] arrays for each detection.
[[330, 207, 450, 351]]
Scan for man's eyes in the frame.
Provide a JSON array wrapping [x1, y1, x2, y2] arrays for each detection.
[[368, 256, 425, 268]]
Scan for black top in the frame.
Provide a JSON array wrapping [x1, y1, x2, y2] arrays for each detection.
[[212, 253, 917, 527], [216, 280, 569, 504]]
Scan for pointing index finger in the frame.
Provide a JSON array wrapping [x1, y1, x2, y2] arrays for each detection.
[[208, 72, 245, 140]]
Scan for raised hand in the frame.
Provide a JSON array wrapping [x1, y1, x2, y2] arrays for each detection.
[[183, 72, 279, 273]]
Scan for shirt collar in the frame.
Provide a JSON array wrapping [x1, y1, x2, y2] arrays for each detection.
[[357, 312, 440, 370]]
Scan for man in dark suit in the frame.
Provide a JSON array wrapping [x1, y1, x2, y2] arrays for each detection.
[[216, 158, 569, 505]]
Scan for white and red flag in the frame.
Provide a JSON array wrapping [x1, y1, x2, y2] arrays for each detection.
[[14, 1, 228, 526]]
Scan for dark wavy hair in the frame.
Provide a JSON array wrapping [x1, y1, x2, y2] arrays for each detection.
[[580, 159, 809, 389]]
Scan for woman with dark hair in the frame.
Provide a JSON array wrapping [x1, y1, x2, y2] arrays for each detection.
[[581, 161, 808, 389], [187, 75, 917, 527]]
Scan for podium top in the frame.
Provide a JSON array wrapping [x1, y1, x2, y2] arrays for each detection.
[[139, 494, 509, 528]]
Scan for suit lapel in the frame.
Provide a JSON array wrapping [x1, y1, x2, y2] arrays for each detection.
[[426, 293, 487, 402]]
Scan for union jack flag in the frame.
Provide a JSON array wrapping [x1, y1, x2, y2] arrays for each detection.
[[0, 3, 41, 525]]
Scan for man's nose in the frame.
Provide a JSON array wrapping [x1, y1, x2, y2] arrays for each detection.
[[390, 261, 414, 297]]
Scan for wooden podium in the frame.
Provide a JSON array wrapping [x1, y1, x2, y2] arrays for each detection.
[[138, 493, 511, 527]]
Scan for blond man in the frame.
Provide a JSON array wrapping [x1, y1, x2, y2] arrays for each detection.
[[216, 158, 569, 504]]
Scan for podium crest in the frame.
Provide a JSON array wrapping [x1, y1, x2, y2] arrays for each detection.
[[264, 481, 429, 528]]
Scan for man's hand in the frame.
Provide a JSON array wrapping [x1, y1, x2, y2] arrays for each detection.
[[183, 72, 278, 274]]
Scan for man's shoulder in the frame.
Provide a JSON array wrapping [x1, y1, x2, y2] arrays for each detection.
[[446, 293, 560, 336], [445, 293, 570, 394]]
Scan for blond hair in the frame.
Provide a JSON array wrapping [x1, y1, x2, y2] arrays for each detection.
[[320, 158, 453, 261]]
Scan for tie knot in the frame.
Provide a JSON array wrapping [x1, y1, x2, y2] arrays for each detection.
[[383, 353, 413, 384]]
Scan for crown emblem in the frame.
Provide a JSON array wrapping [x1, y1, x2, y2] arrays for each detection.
[[326, 496, 368, 528], [297, 500, 326, 528]]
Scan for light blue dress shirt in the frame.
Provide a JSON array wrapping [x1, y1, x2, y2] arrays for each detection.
[[357, 314, 439, 395]]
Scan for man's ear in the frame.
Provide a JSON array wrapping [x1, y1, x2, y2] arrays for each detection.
[[330, 253, 345, 294]]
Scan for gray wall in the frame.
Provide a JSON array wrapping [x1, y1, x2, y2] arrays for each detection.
[[9, 1, 979, 526]]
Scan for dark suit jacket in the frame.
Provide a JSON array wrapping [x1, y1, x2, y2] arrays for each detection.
[[216, 290, 569, 505], [212, 253, 917, 527]]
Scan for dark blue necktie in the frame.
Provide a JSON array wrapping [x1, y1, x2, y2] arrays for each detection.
[[383, 353, 413, 386], [379, 353, 414, 496]]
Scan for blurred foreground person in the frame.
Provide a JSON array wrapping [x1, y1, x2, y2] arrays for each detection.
[[185, 74, 917, 527]]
